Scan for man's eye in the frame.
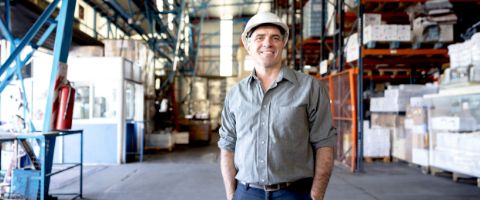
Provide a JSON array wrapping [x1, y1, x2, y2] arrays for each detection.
[[273, 37, 281, 41]]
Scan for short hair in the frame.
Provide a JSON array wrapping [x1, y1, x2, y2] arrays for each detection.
[[246, 23, 286, 40]]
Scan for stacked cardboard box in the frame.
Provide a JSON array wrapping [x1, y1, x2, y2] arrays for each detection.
[[363, 13, 381, 28], [412, 18, 454, 43], [344, 33, 359, 63], [430, 132, 480, 177], [448, 32, 480, 69], [430, 116, 477, 132], [174, 131, 189, 144], [103, 39, 148, 66], [344, 0, 358, 12], [409, 0, 456, 43], [69, 46, 104, 57], [371, 113, 408, 161], [147, 131, 175, 150], [364, 121, 391, 158], [345, 14, 411, 62], [362, 13, 411, 44], [364, 25, 411, 44], [370, 84, 438, 112], [405, 97, 429, 166], [303, 0, 323, 38]]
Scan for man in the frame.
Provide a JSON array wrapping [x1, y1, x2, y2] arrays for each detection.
[[218, 11, 336, 200]]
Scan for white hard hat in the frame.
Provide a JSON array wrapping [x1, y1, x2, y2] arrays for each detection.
[[241, 11, 289, 47]]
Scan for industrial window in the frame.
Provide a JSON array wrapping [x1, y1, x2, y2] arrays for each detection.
[[79, 5, 85, 20]]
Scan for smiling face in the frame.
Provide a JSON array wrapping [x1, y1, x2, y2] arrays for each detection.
[[246, 25, 285, 70]]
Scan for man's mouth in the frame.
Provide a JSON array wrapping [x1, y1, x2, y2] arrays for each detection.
[[260, 51, 275, 55]]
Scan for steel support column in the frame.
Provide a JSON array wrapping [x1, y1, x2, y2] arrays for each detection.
[[42, 0, 77, 197], [299, 0, 304, 71], [356, 3, 365, 173], [43, 0, 76, 130], [171, 0, 186, 73], [291, 0, 297, 69], [320, 0, 326, 61], [338, 0, 344, 71]]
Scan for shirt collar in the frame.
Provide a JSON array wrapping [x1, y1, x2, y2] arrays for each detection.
[[246, 65, 298, 86], [280, 65, 298, 85]]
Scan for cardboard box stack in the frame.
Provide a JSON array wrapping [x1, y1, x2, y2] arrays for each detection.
[[363, 13, 411, 44], [430, 132, 480, 177], [344, 13, 411, 62], [103, 39, 148, 66], [344, 33, 359, 63], [303, 0, 323, 38], [448, 32, 480, 69], [369, 84, 438, 162], [147, 130, 175, 150], [442, 33, 480, 85], [425, 87, 480, 178], [364, 25, 411, 44], [344, 0, 358, 12], [408, 0, 456, 43], [363, 121, 391, 158], [370, 113, 408, 161], [69, 46, 104, 57], [405, 97, 429, 166], [370, 84, 438, 112]]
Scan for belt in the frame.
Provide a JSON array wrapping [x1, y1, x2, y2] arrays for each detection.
[[240, 181, 292, 192]]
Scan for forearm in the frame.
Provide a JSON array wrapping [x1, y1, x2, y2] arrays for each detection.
[[311, 147, 334, 200], [220, 149, 237, 200]]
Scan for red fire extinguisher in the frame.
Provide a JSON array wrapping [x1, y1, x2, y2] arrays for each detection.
[[56, 82, 76, 130]]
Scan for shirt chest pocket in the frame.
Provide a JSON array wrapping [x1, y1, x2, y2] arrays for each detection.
[[272, 106, 308, 139]]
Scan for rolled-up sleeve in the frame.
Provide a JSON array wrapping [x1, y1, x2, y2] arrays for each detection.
[[308, 81, 337, 149], [218, 91, 237, 152]]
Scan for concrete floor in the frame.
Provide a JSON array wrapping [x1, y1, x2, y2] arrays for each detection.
[[50, 140, 480, 200]]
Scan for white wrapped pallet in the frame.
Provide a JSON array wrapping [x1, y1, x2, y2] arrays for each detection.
[[471, 33, 480, 64], [392, 127, 411, 161], [406, 104, 430, 166], [370, 84, 437, 112], [431, 132, 480, 177], [364, 128, 391, 157], [344, 33, 359, 63]]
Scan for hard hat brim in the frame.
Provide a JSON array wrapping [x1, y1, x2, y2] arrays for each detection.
[[241, 22, 289, 48]]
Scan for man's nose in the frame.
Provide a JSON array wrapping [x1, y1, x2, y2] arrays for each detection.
[[262, 38, 273, 46]]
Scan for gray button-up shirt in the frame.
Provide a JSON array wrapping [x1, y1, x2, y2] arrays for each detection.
[[218, 66, 336, 185]]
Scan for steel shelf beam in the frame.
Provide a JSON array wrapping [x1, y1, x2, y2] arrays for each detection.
[[362, 48, 448, 56], [362, 0, 477, 3]]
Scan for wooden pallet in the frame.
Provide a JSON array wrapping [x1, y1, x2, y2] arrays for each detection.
[[378, 69, 411, 76], [391, 157, 410, 164], [364, 41, 449, 50], [145, 145, 174, 152], [430, 166, 480, 188], [364, 156, 391, 163], [407, 163, 430, 175]]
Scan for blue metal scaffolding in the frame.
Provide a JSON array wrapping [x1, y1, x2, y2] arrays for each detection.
[[0, 0, 81, 199]]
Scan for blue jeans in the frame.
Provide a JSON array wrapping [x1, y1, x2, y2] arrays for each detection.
[[234, 179, 312, 200]]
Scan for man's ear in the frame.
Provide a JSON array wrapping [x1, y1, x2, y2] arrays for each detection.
[[245, 43, 252, 54]]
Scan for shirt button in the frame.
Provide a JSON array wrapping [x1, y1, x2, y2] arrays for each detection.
[[261, 122, 265, 126], [261, 141, 265, 144], [261, 179, 265, 182], [260, 159, 264, 163], [263, 105, 267, 108]]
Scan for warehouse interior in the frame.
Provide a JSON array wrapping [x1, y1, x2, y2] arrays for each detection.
[[0, 0, 480, 199]]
